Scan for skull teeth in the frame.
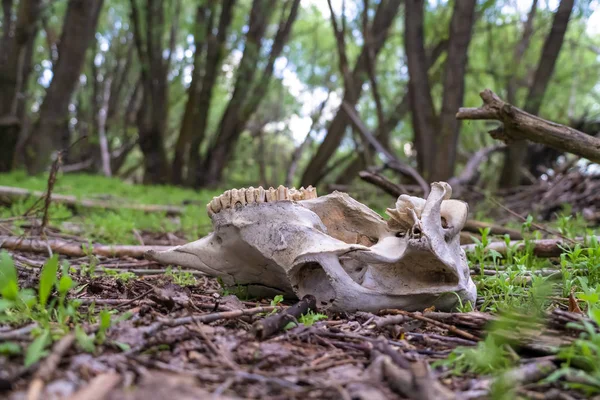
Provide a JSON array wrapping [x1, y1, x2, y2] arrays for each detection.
[[206, 185, 318, 216]]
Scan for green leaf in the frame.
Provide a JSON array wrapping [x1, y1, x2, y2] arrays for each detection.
[[1, 280, 19, 301], [113, 341, 130, 352], [75, 325, 95, 353], [57, 275, 74, 295], [0, 298, 14, 312], [99, 310, 111, 331], [39, 255, 59, 307], [25, 330, 50, 367], [0, 341, 22, 356], [0, 251, 18, 300]]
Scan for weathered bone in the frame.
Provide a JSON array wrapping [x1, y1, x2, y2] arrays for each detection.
[[147, 182, 476, 312]]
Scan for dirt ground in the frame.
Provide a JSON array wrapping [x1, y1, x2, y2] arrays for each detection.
[[0, 228, 595, 400]]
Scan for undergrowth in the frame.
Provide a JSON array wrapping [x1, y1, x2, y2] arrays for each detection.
[[437, 214, 600, 396]]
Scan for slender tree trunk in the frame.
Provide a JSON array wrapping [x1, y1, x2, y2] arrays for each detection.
[[199, 0, 301, 187], [506, 0, 538, 105], [170, 3, 212, 185], [430, 0, 477, 181], [404, 0, 438, 179], [185, 0, 236, 186], [0, 0, 41, 172], [499, 0, 574, 187], [24, 0, 103, 174], [335, 40, 448, 186], [129, 0, 180, 184], [300, 0, 401, 187]]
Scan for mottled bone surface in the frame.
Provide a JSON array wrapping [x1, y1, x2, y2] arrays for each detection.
[[146, 183, 476, 312]]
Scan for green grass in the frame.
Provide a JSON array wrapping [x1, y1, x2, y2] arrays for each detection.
[[0, 171, 222, 244]]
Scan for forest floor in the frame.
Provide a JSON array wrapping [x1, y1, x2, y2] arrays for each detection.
[[1, 172, 600, 400]]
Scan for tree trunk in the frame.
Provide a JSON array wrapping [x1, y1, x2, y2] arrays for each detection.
[[198, 0, 301, 187], [24, 0, 103, 174], [185, 0, 236, 186], [404, 0, 439, 180], [170, 3, 212, 185], [0, 0, 41, 172], [300, 0, 401, 187], [499, 0, 574, 188], [129, 0, 180, 184], [430, 0, 477, 181], [335, 40, 448, 186]]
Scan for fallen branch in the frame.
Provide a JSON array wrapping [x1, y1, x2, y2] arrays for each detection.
[[371, 342, 455, 400], [358, 170, 406, 197], [0, 235, 172, 258], [0, 186, 183, 215], [456, 89, 600, 163], [252, 294, 317, 340]]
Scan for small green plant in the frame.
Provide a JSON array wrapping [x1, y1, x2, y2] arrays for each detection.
[[270, 294, 284, 307], [165, 266, 197, 286], [102, 268, 136, 283], [546, 309, 600, 395], [433, 335, 516, 376], [284, 310, 328, 330], [0, 251, 84, 364]]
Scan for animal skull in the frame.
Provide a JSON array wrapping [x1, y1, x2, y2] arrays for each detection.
[[146, 182, 476, 312]]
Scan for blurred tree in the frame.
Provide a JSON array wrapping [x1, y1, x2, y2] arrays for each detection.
[[129, 0, 180, 184], [300, 0, 402, 187], [0, 0, 41, 172], [24, 0, 104, 174], [499, 0, 574, 188]]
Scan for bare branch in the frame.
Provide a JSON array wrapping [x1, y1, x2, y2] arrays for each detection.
[[457, 89, 600, 163]]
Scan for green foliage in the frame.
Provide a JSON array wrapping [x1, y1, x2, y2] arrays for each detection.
[[165, 266, 197, 286], [0, 172, 220, 245], [284, 310, 328, 330], [433, 335, 516, 376], [547, 310, 600, 395]]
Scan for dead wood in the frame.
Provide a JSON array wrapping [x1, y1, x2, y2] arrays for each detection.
[[0, 186, 183, 215], [0, 235, 172, 258], [358, 170, 409, 197], [252, 294, 317, 340], [456, 89, 600, 163], [143, 305, 284, 338], [372, 342, 456, 400], [447, 144, 505, 193], [379, 309, 482, 342]]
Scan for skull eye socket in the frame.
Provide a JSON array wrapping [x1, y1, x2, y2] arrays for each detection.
[[441, 216, 448, 228]]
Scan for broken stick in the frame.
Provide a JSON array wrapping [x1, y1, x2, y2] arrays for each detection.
[[252, 294, 317, 340], [0, 235, 172, 258]]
